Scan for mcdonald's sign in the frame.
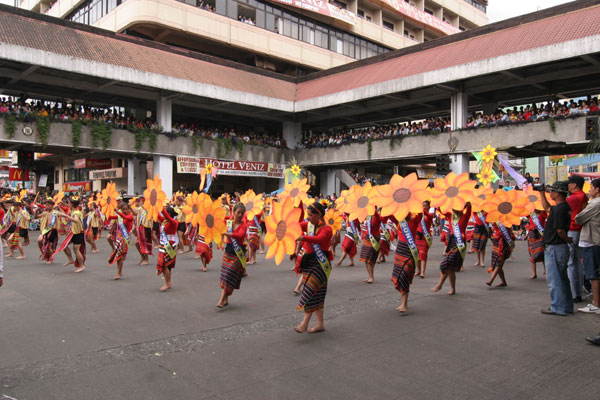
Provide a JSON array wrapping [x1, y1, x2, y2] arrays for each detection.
[[9, 168, 29, 181]]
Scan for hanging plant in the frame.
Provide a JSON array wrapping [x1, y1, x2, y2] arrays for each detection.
[[4, 114, 16, 139], [367, 137, 373, 160], [224, 138, 233, 156], [548, 116, 556, 134], [236, 139, 245, 156], [147, 129, 158, 152], [191, 135, 204, 154], [101, 125, 112, 150], [134, 127, 145, 153], [389, 137, 395, 151], [90, 122, 112, 150], [36, 116, 51, 149], [217, 138, 224, 158], [71, 120, 82, 152]]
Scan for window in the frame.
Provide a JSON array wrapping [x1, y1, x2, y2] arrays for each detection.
[[366, 15, 371, 22], [424, 8, 433, 15], [383, 20, 394, 31], [357, 9, 364, 18]]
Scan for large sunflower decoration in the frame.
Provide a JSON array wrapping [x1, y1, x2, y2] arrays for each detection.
[[279, 178, 310, 207], [324, 208, 343, 234], [240, 189, 265, 220], [522, 185, 554, 212], [430, 172, 477, 214], [482, 188, 529, 227], [196, 195, 227, 246], [265, 197, 302, 265], [99, 182, 118, 218], [471, 185, 494, 213], [182, 191, 206, 226], [335, 189, 350, 213], [344, 181, 378, 222], [143, 174, 168, 222], [373, 173, 429, 221]]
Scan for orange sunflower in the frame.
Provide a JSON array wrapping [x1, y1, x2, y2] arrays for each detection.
[[182, 191, 206, 226], [471, 185, 494, 213], [522, 185, 554, 212], [196, 196, 227, 246], [265, 197, 302, 265], [335, 189, 349, 213], [324, 208, 343, 234], [240, 189, 265, 220], [344, 181, 378, 222], [143, 174, 168, 222], [373, 173, 429, 221], [481, 189, 530, 227], [279, 178, 310, 207], [100, 182, 118, 218], [430, 172, 477, 214]]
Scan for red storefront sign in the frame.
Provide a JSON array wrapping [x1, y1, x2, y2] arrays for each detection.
[[63, 181, 92, 192], [9, 168, 29, 181], [379, 0, 459, 35], [200, 158, 285, 179], [267, 0, 357, 25], [73, 158, 112, 169]]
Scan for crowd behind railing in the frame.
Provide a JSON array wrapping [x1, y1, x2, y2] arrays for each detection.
[[299, 97, 600, 149], [0, 98, 287, 149]]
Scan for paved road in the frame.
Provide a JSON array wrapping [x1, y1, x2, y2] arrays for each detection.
[[1, 236, 599, 400]]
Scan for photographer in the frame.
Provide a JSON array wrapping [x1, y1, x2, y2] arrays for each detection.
[[539, 181, 573, 316]]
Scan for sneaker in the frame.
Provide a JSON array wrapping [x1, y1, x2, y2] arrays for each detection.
[[577, 304, 600, 314]]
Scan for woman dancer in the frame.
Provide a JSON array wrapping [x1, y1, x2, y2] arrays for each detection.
[[335, 214, 359, 267], [294, 202, 332, 333], [247, 209, 262, 265], [359, 210, 381, 283], [40, 199, 59, 264], [156, 207, 179, 291], [432, 203, 471, 295], [472, 210, 490, 268], [392, 212, 422, 313], [527, 209, 547, 279], [415, 200, 434, 278], [217, 203, 248, 308], [134, 197, 153, 265], [486, 221, 515, 287], [107, 204, 134, 280], [86, 202, 101, 253], [11, 202, 29, 260], [55, 197, 86, 273], [377, 213, 391, 264]]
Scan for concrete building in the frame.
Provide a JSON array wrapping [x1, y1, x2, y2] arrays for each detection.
[[18, 0, 487, 75]]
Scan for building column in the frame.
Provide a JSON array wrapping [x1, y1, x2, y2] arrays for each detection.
[[127, 158, 144, 195], [153, 155, 173, 197], [538, 156, 546, 184], [282, 121, 302, 149], [450, 153, 470, 175], [450, 91, 468, 130], [156, 96, 173, 133], [320, 170, 338, 197]]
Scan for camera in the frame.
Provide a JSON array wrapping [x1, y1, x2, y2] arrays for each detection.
[[532, 184, 545, 192]]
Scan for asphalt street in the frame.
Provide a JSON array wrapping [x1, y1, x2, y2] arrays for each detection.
[[1, 235, 599, 400]]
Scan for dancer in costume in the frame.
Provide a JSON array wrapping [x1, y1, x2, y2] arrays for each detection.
[[174, 196, 192, 254], [486, 221, 515, 287], [359, 210, 381, 283], [217, 203, 248, 308], [194, 232, 212, 272], [3, 200, 17, 257], [472, 211, 490, 268], [107, 204, 134, 280], [11, 202, 29, 260], [335, 214, 360, 267], [432, 203, 471, 295], [527, 209, 547, 279], [377, 213, 391, 264], [86, 202, 101, 253], [392, 212, 422, 313], [156, 207, 179, 291], [40, 199, 59, 264], [293, 202, 332, 333], [247, 209, 262, 265], [55, 197, 86, 273], [134, 197, 153, 265], [415, 200, 434, 278]]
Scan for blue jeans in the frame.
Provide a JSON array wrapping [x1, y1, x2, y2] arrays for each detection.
[[545, 244, 573, 315], [567, 230, 583, 298]]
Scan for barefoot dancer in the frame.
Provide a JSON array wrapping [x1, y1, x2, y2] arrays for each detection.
[[527, 209, 547, 279], [107, 204, 134, 280], [156, 207, 179, 291], [194, 232, 212, 271], [134, 197, 153, 265], [11, 202, 30, 260], [55, 197, 86, 273], [335, 214, 359, 267], [86, 203, 101, 253], [486, 221, 515, 287], [432, 203, 471, 295], [415, 201, 433, 278], [472, 210, 490, 268], [40, 199, 59, 264], [217, 203, 248, 308], [359, 211, 381, 283], [377, 213, 391, 263], [174, 196, 192, 254], [294, 202, 332, 333], [392, 212, 422, 313], [247, 209, 262, 265]]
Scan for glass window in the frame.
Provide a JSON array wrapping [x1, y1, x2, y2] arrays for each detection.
[[383, 20, 394, 31]]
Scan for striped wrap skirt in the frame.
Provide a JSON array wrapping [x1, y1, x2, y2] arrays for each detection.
[[415, 232, 430, 262], [359, 237, 379, 264], [490, 237, 511, 269], [471, 224, 489, 251], [392, 241, 416, 293], [220, 251, 245, 295], [440, 235, 464, 272], [297, 253, 328, 313], [528, 229, 544, 263], [341, 235, 357, 258]]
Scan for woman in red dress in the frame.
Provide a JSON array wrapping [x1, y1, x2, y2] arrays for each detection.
[[156, 207, 178, 292], [415, 200, 433, 278], [335, 214, 359, 267], [217, 203, 248, 308], [392, 212, 422, 313], [107, 204, 134, 280]]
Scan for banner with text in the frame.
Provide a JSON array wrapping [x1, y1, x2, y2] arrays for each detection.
[[379, 0, 459, 35], [266, 0, 357, 25], [176, 156, 284, 179]]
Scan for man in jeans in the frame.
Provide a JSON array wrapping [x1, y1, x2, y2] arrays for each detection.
[[576, 178, 600, 314], [566, 175, 588, 302], [540, 181, 573, 316]]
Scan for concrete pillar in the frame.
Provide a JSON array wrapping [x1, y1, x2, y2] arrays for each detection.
[[156, 96, 173, 133], [450, 91, 468, 130], [450, 153, 469, 175], [127, 158, 144, 195], [538, 157, 546, 184], [282, 121, 302, 149], [153, 155, 173, 197], [320, 170, 338, 197]]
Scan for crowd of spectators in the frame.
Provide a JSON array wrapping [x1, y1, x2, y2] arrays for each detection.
[[0, 97, 287, 148], [300, 97, 600, 149], [197, 0, 216, 12]]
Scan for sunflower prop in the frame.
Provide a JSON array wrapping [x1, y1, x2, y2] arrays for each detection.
[[471, 185, 494, 213], [430, 172, 477, 214], [335, 189, 350, 213], [584, 181, 591, 194], [324, 208, 343, 234], [477, 168, 494, 186], [279, 178, 310, 207], [481, 189, 529, 227], [100, 182, 118, 218], [197, 196, 227, 246], [240, 189, 264, 221], [373, 173, 429, 221], [182, 192, 204, 226], [344, 181, 378, 222], [143, 174, 168, 222], [264, 197, 302, 265], [522, 185, 554, 212], [480, 145, 497, 163]]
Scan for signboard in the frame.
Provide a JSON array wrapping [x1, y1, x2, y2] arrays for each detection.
[[416, 168, 435, 179], [267, 0, 357, 25], [546, 166, 557, 185], [0, 150, 9, 158], [89, 168, 123, 180], [176, 156, 284, 179], [557, 165, 569, 182], [73, 158, 112, 169], [63, 181, 92, 192], [379, 0, 459, 35], [35, 153, 53, 160], [38, 174, 48, 187], [9, 168, 29, 181]]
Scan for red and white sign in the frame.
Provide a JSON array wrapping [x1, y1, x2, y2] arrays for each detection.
[[73, 158, 112, 169], [267, 0, 357, 25], [9, 168, 29, 181], [379, 0, 459, 35], [63, 181, 92, 192], [176, 156, 284, 178]]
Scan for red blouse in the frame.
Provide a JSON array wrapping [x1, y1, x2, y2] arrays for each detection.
[[300, 221, 333, 256], [442, 204, 472, 237], [397, 214, 422, 244], [527, 211, 547, 230], [417, 210, 433, 233], [473, 211, 487, 226], [361, 212, 381, 238], [226, 219, 248, 244], [158, 209, 178, 235], [108, 211, 134, 232]]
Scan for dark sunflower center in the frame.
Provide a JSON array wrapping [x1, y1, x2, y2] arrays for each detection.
[[246, 201, 254, 211], [107, 196, 111, 204], [478, 194, 486, 200], [357, 196, 369, 209], [328, 218, 334, 225], [393, 188, 411, 203], [276, 220, 287, 240], [206, 214, 214, 228], [192, 205, 198, 214], [290, 188, 299, 198], [150, 189, 157, 204], [445, 186, 459, 197], [498, 202, 513, 215], [528, 195, 537, 203]]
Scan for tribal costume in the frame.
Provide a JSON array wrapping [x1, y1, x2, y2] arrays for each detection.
[[527, 211, 547, 263], [490, 223, 515, 269], [439, 206, 471, 272], [359, 213, 381, 264], [195, 233, 213, 264], [220, 219, 248, 295], [392, 216, 421, 293], [471, 212, 489, 251], [297, 222, 333, 313], [108, 212, 133, 265], [41, 210, 59, 262], [341, 216, 359, 258], [156, 210, 178, 275]]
